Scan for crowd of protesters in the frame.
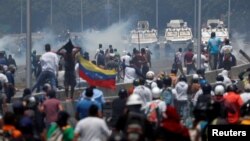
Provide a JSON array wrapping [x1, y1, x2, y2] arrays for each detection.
[[0, 31, 247, 140], [176, 32, 236, 76], [1, 65, 250, 140]]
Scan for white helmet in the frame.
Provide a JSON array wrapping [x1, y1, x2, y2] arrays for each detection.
[[152, 87, 162, 99], [126, 94, 143, 106], [192, 74, 199, 80], [146, 71, 155, 79], [214, 85, 225, 96]]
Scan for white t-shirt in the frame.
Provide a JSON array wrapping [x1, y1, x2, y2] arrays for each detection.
[[192, 54, 207, 69], [40, 52, 59, 74], [74, 117, 111, 141], [124, 66, 137, 83], [120, 55, 132, 66]]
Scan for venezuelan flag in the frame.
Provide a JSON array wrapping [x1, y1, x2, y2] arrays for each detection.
[[78, 56, 117, 89]]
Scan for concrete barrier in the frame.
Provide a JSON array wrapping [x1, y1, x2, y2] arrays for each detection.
[[12, 63, 250, 101], [6, 63, 250, 119]]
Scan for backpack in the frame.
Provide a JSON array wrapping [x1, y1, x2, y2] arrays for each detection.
[[144, 81, 153, 89], [161, 88, 173, 106], [47, 125, 63, 141], [125, 112, 145, 140], [223, 53, 232, 61], [145, 101, 161, 125]]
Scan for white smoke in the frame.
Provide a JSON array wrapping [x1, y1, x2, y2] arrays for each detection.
[[0, 20, 133, 65], [32, 30, 65, 54], [231, 32, 249, 64], [0, 35, 22, 64], [80, 20, 132, 59]]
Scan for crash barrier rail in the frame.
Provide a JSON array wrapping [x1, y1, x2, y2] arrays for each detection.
[[8, 63, 250, 118]]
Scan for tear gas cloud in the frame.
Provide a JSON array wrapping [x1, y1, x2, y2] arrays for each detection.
[[231, 32, 250, 64], [0, 35, 22, 64], [80, 20, 132, 59], [0, 19, 137, 65]]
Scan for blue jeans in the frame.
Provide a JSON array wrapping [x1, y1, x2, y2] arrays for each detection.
[[175, 100, 188, 120], [32, 70, 57, 92]]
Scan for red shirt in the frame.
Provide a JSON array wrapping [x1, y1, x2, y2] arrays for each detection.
[[43, 98, 61, 124], [184, 51, 194, 64], [224, 92, 243, 124]]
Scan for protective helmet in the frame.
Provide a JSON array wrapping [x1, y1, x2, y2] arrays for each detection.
[[216, 75, 224, 82], [126, 94, 143, 106], [162, 76, 172, 86], [192, 74, 199, 83], [201, 83, 212, 94], [178, 75, 187, 82], [118, 88, 128, 98], [199, 79, 208, 87], [146, 71, 155, 79], [27, 96, 37, 108], [152, 87, 162, 99], [214, 85, 225, 96], [192, 74, 199, 80]]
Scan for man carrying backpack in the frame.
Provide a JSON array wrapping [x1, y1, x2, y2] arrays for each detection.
[[143, 87, 166, 129], [161, 76, 174, 106]]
